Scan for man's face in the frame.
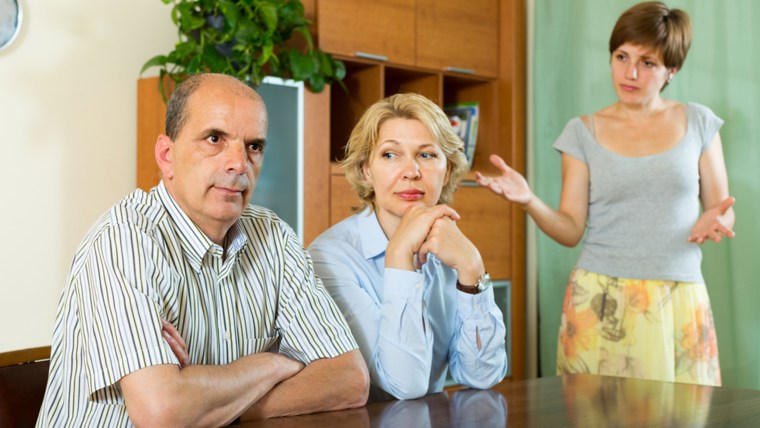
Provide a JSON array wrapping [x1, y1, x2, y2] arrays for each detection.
[[159, 79, 268, 243]]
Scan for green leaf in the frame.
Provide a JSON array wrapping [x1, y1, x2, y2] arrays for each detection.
[[295, 26, 314, 51], [174, 40, 198, 58], [218, 0, 239, 29], [317, 52, 333, 76], [308, 75, 325, 93], [333, 60, 346, 81], [256, 42, 274, 66], [202, 44, 229, 73], [289, 50, 315, 81], [185, 55, 203, 74], [140, 55, 168, 75], [258, 2, 278, 34], [144, 0, 345, 94]]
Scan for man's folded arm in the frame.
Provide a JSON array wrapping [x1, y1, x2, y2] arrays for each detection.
[[241, 349, 369, 420], [120, 352, 303, 428]]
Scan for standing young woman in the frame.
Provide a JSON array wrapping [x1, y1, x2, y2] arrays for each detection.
[[477, 1, 734, 386]]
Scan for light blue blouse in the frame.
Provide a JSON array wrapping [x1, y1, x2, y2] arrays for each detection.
[[308, 208, 508, 401]]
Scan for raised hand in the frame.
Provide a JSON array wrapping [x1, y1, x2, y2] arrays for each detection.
[[688, 196, 736, 244], [475, 154, 533, 205], [162, 319, 190, 368]]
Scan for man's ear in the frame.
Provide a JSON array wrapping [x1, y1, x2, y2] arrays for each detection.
[[155, 134, 174, 179]]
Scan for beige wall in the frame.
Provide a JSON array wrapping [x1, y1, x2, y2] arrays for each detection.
[[0, 0, 175, 351]]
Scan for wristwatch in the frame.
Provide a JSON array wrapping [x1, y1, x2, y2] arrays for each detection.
[[456, 272, 491, 294]]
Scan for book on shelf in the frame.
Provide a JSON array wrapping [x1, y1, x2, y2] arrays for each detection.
[[444, 102, 479, 169]]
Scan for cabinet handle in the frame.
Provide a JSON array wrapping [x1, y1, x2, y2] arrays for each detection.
[[355, 52, 389, 62], [445, 66, 476, 75], [459, 180, 480, 187]]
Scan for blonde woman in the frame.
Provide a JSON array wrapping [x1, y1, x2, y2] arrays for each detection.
[[309, 93, 508, 401]]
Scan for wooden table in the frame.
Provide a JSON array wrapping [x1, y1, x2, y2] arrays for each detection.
[[238, 374, 760, 427]]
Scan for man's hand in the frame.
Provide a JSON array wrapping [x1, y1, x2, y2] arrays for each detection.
[[162, 320, 190, 368]]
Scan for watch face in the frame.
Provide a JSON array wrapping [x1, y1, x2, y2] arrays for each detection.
[[0, 0, 22, 51], [477, 272, 492, 292]]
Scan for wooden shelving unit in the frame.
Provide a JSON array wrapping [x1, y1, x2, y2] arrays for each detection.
[[137, 0, 527, 381]]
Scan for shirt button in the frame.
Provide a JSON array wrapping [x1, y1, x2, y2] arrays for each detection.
[[224, 331, 231, 341]]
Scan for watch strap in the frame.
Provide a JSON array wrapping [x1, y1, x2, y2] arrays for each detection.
[[456, 272, 490, 294]]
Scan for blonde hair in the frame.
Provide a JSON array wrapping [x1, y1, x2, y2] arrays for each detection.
[[341, 93, 468, 208]]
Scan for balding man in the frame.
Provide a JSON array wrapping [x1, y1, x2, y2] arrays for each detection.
[[37, 73, 369, 427]]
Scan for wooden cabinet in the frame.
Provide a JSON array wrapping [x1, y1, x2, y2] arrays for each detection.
[[316, 0, 416, 65], [314, 0, 498, 76], [319, 0, 527, 381], [328, 59, 498, 174], [138, 0, 526, 381], [449, 185, 512, 279], [417, 0, 500, 77]]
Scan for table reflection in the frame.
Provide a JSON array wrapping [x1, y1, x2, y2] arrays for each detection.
[[238, 406, 369, 428], [373, 389, 507, 428], [561, 374, 713, 427]]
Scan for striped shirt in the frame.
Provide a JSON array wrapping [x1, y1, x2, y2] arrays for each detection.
[[37, 182, 357, 427]]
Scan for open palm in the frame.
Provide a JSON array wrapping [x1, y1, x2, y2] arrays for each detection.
[[475, 154, 533, 205]]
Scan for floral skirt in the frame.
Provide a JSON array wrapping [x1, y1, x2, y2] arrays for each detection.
[[556, 268, 721, 386]]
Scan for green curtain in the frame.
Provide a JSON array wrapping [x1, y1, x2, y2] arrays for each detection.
[[532, 0, 760, 389]]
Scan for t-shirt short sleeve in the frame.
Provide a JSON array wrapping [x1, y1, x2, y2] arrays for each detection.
[[689, 103, 724, 152], [552, 118, 588, 163]]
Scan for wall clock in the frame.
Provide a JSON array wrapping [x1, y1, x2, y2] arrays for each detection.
[[0, 0, 22, 51]]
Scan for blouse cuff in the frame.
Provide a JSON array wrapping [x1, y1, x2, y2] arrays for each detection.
[[456, 285, 496, 318], [382, 268, 425, 302]]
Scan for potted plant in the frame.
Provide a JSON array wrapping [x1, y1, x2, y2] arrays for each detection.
[[140, 0, 344, 96]]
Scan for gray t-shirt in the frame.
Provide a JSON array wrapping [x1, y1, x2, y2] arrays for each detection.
[[553, 103, 723, 283]]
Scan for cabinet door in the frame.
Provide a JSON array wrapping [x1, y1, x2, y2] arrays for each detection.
[[330, 171, 364, 225], [416, 0, 499, 77], [450, 185, 511, 279], [317, 0, 416, 65]]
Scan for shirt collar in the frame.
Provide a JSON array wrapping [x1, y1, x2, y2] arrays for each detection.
[[357, 207, 389, 260], [156, 181, 247, 272]]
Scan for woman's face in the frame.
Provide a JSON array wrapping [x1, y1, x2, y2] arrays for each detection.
[[610, 42, 673, 106], [363, 117, 449, 229]]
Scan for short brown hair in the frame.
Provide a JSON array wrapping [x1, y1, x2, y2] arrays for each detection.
[[341, 93, 468, 209], [609, 1, 692, 71]]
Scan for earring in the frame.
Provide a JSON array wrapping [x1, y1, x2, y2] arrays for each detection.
[[668, 73, 674, 83]]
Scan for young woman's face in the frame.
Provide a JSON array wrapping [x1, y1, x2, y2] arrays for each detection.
[[364, 118, 449, 228], [610, 42, 674, 105]]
